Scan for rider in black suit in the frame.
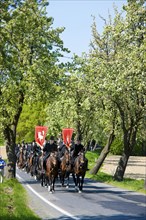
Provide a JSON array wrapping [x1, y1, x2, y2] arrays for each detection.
[[43, 136, 58, 169], [72, 136, 89, 170], [72, 136, 84, 158]]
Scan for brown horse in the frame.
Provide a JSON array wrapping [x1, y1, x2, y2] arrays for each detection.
[[37, 153, 45, 186], [17, 148, 25, 169], [73, 151, 87, 193], [26, 152, 38, 178], [24, 151, 32, 174], [26, 152, 34, 176], [59, 148, 72, 188], [45, 152, 59, 193]]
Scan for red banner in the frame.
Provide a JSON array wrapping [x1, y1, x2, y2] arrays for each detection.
[[62, 128, 74, 148], [35, 126, 48, 148]]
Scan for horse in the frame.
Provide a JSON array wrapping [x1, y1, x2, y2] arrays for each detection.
[[25, 151, 33, 174], [27, 151, 39, 178], [59, 148, 72, 188], [37, 153, 46, 186], [17, 148, 25, 169], [26, 151, 34, 176], [73, 151, 88, 193], [45, 152, 59, 193]]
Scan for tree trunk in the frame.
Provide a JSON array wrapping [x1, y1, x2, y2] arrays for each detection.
[[90, 130, 115, 175], [4, 126, 17, 178], [5, 142, 16, 179], [2, 91, 24, 179], [113, 153, 130, 181], [114, 126, 137, 181]]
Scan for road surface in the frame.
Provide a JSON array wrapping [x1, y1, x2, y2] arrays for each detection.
[[16, 168, 146, 220]]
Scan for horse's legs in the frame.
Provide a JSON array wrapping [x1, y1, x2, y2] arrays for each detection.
[[60, 172, 65, 187], [52, 177, 56, 192], [34, 157, 38, 177], [30, 165, 34, 176], [78, 175, 84, 193], [75, 175, 83, 193], [66, 174, 70, 188], [25, 161, 29, 173], [40, 173, 43, 186], [40, 173, 45, 187], [72, 173, 78, 191], [47, 176, 52, 192], [80, 176, 84, 192], [44, 174, 48, 187], [45, 175, 49, 189], [65, 171, 71, 188], [32, 164, 36, 176], [77, 175, 80, 192], [78, 176, 82, 192], [43, 173, 46, 186]]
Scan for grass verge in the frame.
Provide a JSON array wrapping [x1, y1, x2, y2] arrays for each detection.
[[85, 150, 146, 194], [0, 178, 41, 220]]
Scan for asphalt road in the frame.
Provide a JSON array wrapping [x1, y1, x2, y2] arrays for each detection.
[[16, 168, 146, 220]]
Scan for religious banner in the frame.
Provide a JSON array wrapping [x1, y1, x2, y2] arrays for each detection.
[[62, 128, 74, 148], [35, 126, 48, 148]]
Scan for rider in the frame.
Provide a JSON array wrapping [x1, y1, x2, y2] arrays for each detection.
[[31, 140, 41, 171], [72, 136, 89, 170], [31, 140, 39, 153], [57, 133, 64, 149], [72, 136, 84, 157], [58, 142, 68, 158], [30, 140, 41, 158], [43, 136, 58, 169], [0, 155, 6, 180]]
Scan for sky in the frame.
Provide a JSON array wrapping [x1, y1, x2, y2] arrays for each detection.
[[47, 0, 127, 60]]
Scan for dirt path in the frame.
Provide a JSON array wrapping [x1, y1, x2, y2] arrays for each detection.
[[101, 155, 146, 180], [0, 146, 7, 159]]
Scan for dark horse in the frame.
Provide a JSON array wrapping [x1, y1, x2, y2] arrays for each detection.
[[73, 151, 88, 193], [17, 148, 25, 169], [45, 152, 59, 193], [59, 148, 72, 188], [37, 153, 46, 186], [26, 152, 33, 175], [26, 151, 40, 179]]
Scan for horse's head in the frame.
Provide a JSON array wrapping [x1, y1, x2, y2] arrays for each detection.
[[49, 152, 58, 166], [46, 152, 58, 175], [79, 152, 85, 163], [60, 148, 72, 172], [75, 152, 86, 171], [64, 148, 71, 166]]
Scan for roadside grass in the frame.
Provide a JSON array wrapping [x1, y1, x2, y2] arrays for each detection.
[[85, 150, 146, 194], [0, 178, 41, 220]]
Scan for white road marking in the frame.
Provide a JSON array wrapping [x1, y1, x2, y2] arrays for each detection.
[[16, 174, 80, 220]]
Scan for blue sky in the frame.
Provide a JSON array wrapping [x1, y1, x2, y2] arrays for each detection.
[[47, 0, 127, 60]]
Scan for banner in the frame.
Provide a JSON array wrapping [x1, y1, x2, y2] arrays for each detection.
[[62, 128, 74, 148], [35, 126, 48, 148]]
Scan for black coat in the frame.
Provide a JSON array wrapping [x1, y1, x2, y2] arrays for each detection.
[[43, 142, 58, 154], [58, 144, 68, 158], [32, 143, 40, 153]]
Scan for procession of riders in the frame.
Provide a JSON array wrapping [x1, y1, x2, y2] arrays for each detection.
[[16, 133, 89, 192]]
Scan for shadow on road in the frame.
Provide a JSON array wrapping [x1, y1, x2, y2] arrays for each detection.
[[1, 214, 145, 220], [46, 214, 146, 220]]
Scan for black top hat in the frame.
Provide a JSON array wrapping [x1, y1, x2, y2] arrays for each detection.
[[50, 135, 55, 140], [76, 135, 82, 141]]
